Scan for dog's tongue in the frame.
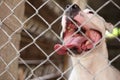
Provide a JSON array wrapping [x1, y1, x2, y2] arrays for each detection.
[[54, 35, 87, 55]]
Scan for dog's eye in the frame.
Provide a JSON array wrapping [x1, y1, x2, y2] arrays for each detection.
[[89, 11, 94, 14]]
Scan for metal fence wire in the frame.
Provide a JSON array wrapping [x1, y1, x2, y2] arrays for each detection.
[[0, 0, 120, 80]]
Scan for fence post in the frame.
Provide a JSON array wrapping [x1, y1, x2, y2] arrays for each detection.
[[0, 0, 24, 80]]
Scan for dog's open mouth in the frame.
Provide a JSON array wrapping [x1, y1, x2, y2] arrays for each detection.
[[54, 14, 102, 55]]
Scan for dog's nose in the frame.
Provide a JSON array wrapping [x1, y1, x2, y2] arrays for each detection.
[[66, 4, 80, 18]]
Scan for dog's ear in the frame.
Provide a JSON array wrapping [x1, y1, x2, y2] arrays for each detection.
[[105, 22, 114, 33]]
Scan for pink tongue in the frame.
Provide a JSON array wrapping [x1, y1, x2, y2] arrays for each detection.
[[54, 44, 67, 55], [54, 36, 87, 55]]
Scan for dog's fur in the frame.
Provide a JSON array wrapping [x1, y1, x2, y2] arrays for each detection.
[[61, 5, 120, 80]]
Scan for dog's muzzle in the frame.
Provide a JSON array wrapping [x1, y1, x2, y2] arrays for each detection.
[[54, 4, 102, 55]]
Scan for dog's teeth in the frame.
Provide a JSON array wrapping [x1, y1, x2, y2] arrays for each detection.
[[68, 29, 73, 32], [67, 27, 71, 30], [85, 41, 90, 45]]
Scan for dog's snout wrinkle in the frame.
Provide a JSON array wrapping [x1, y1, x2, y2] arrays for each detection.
[[88, 11, 94, 14]]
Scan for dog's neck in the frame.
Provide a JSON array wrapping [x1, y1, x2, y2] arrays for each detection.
[[70, 40, 109, 74]]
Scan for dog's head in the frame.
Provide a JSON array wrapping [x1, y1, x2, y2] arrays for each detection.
[[54, 4, 114, 56]]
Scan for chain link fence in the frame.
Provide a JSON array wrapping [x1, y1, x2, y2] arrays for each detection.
[[0, 0, 120, 80]]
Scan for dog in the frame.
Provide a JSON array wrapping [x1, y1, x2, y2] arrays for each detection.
[[54, 4, 120, 80]]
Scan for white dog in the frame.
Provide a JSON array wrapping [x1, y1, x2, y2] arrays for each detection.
[[54, 4, 120, 80]]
